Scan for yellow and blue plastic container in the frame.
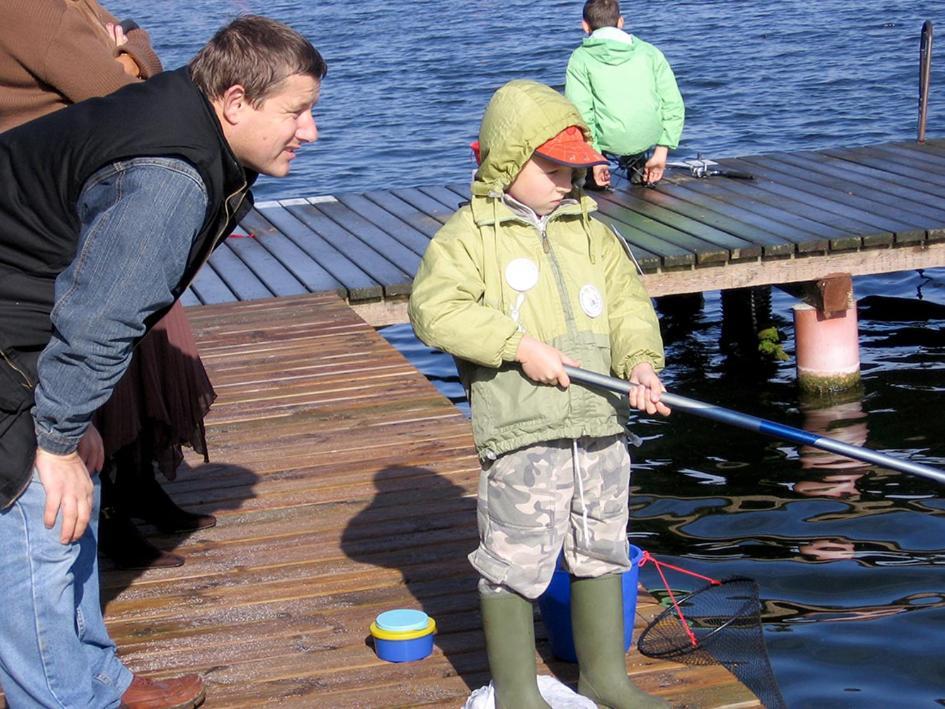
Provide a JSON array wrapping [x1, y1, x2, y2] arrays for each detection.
[[370, 609, 437, 663]]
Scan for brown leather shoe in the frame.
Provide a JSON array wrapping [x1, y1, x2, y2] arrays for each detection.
[[120, 673, 206, 709]]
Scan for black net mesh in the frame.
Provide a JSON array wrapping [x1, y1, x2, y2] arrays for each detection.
[[637, 577, 786, 709]]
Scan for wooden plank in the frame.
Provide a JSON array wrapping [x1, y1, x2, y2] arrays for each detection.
[[655, 181, 830, 252], [220, 235, 308, 298], [187, 261, 237, 305], [835, 144, 945, 190], [179, 289, 201, 307], [779, 150, 945, 222], [204, 242, 274, 301], [737, 155, 929, 243], [417, 185, 467, 212], [308, 198, 423, 277], [628, 184, 800, 257], [721, 158, 897, 248], [389, 188, 456, 224], [671, 173, 867, 252], [259, 202, 381, 301], [334, 193, 432, 255], [362, 190, 444, 238], [873, 142, 945, 172], [667, 177, 855, 243], [640, 240, 945, 298], [591, 200, 708, 267], [239, 207, 347, 297], [598, 190, 770, 261], [284, 202, 411, 298]]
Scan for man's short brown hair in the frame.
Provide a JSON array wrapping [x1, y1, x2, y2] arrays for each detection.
[[190, 15, 327, 107], [583, 0, 621, 31]]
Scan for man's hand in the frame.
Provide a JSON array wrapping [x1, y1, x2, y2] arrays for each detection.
[[516, 335, 579, 388], [34, 425, 102, 544], [644, 146, 669, 184], [592, 163, 611, 188], [628, 362, 671, 417]]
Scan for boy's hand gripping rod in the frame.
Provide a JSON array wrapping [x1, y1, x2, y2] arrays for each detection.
[[563, 365, 945, 485]]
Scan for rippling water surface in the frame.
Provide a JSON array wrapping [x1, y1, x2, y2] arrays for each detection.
[[109, 0, 945, 704]]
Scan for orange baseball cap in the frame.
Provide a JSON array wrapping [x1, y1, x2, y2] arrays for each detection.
[[534, 126, 607, 167]]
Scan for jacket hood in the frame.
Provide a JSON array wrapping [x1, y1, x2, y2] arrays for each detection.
[[581, 28, 638, 66], [472, 80, 591, 198]]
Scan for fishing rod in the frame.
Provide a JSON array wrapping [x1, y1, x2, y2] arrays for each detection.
[[665, 156, 754, 180], [563, 365, 945, 485]]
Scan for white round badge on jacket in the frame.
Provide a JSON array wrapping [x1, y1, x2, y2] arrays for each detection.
[[505, 258, 539, 292], [579, 284, 603, 318]]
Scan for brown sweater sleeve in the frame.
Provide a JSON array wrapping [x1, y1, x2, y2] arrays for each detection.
[[0, 1, 165, 132], [37, 2, 142, 103]]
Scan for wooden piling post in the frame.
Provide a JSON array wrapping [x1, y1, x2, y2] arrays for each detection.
[[792, 273, 861, 395], [919, 20, 933, 143]]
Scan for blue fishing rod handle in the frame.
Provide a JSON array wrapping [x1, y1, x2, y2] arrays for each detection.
[[562, 365, 945, 484]]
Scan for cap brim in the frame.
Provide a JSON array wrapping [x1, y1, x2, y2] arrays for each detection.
[[534, 146, 608, 168]]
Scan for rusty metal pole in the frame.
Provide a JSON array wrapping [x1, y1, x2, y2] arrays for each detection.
[[918, 20, 933, 143]]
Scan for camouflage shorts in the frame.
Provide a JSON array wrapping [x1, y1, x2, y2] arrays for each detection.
[[469, 434, 632, 599]]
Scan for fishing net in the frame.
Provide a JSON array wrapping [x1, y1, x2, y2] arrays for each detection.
[[636, 554, 787, 709]]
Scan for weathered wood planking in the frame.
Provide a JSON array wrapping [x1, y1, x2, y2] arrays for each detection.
[[80, 293, 760, 708], [182, 139, 945, 324]]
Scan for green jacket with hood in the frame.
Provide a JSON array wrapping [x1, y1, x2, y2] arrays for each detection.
[[408, 80, 664, 461], [565, 28, 684, 156]]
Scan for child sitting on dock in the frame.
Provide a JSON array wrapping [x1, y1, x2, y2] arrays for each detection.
[[409, 79, 669, 709], [565, 0, 684, 189]]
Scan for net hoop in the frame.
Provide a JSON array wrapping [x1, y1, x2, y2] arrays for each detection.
[[636, 576, 760, 660]]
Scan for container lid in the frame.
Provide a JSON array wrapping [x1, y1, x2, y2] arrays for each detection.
[[375, 609, 429, 633]]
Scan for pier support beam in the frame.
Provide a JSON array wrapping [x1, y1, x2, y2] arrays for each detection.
[[789, 273, 862, 395]]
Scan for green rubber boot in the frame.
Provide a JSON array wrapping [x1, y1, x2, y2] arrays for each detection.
[[571, 574, 668, 709], [480, 592, 551, 709]]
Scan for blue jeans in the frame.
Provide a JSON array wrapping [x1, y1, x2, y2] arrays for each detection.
[[0, 473, 132, 707]]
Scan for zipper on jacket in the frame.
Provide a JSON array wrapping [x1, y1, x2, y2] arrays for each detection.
[[1, 349, 34, 390], [539, 220, 578, 336]]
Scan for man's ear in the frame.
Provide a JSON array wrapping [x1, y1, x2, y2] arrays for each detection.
[[581, 19, 592, 34], [218, 84, 249, 125], [617, 16, 624, 29]]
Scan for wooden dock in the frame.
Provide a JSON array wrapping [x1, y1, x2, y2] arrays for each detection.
[[86, 293, 759, 707], [184, 139, 945, 326]]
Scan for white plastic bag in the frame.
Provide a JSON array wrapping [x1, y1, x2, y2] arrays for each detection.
[[463, 675, 596, 708]]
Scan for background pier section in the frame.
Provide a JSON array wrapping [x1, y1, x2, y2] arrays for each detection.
[[184, 139, 945, 326]]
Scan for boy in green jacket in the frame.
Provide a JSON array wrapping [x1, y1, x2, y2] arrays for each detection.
[[565, 0, 684, 189], [409, 79, 669, 708]]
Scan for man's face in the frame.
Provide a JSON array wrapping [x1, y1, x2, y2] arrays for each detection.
[[232, 74, 320, 177]]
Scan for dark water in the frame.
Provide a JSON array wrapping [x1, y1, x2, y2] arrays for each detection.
[[107, 1, 945, 704]]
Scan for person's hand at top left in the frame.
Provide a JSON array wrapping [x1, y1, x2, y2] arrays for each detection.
[[628, 361, 671, 417], [105, 22, 128, 47]]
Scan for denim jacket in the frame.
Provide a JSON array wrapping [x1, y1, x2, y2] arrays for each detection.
[[32, 157, 208, 454]]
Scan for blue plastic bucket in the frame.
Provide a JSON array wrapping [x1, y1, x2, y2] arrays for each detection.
[[537, 544, 642, 663]]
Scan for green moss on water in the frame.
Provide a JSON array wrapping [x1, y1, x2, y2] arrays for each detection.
[[798, 370, 862, 396], [757, 327, 790, 361]]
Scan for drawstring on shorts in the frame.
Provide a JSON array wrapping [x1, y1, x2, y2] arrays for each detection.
[[572, 439, 590, 542]]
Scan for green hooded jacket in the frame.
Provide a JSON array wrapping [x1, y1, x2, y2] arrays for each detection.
[[408, 80, 664, 460], [565, 28, 684, 155]]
